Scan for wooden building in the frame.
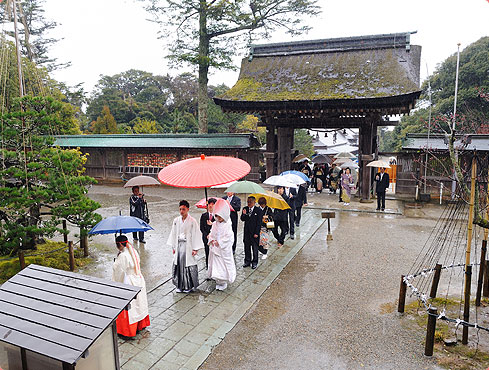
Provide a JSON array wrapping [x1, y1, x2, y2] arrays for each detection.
[[214, 32, 422, 200], [0, 264, 140, 370], [54, 133, 262, 181], [397, 133, 489, 197]]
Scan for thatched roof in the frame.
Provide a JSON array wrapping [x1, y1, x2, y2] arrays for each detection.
[[217, 32, 421, 109]]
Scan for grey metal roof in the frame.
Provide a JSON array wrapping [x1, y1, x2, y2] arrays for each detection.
[[0, 264, 140, 365], [53, 134, 260, 149], [402, 133, 489, 151]]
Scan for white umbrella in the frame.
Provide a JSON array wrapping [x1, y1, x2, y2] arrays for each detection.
[[334, 151, 355, 159], [339, 160, 359, 169], [264, 175, 298, 188], [333, 157, 351, 164], [367, 160, 391, 169], [280, 173, 306, 185]]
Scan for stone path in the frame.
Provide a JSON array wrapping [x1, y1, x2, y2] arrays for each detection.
[[118, 209, 326, 369]]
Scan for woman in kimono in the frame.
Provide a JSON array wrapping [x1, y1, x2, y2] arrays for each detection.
[[341, 167, 354, 206], [112, 235, 150, 337], [207, 198, 236, 291], [167, 200, 204, 293]]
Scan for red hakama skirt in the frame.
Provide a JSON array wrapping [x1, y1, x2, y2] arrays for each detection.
[[116, 310, 150, 337]]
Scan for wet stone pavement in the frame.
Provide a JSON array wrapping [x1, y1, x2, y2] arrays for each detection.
[[78, 185, 439, 369], [118, 207, 326, 370]]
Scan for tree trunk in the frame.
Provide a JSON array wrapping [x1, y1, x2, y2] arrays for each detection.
[[197, 1, 209, 134]]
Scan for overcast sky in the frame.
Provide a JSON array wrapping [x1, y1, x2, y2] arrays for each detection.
[[43, 0, 489, 95]]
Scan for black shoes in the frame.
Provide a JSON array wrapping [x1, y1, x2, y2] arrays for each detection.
[[243, 263, 251, 268], [139, 239, 146, 244], [290, 234, 295, 240], [251, 264, 257, 269]]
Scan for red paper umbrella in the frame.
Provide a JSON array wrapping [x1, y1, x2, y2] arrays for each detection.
[[195, 197, 235, 211], [158, 154, 251, 188]]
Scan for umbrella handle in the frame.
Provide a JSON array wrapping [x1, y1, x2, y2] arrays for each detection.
[[205, 187, 208, 211]]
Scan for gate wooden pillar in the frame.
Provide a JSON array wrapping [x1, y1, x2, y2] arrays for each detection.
[[359, 119, 375, 202], [277, 127, 294, 174], [264, 125, 278, 177]]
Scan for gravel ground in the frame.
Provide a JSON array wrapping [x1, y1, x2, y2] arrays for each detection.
[[201, 210, 444, 370]]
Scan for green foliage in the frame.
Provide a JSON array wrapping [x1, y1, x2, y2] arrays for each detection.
[[294, 129, 314, 157], [132, 118, 159, 134], [86, 69, 172, 125], [86, 70, 242, 134], [140, 0, 321, 132], [0, 96, 101, 255], [385, 37, 489, 151], [237, 115, 265, 144], [0, 241, 91, 283], [0, 39, 82, 133], [90, 105, 118, 134]]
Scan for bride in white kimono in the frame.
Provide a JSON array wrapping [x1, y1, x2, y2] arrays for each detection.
[[208, 198, 236, 291], [112, 235, 150, 337]]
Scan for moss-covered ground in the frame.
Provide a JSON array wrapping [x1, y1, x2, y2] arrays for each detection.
[[0, 241, 93, 284], [400, 298, 489, 370]]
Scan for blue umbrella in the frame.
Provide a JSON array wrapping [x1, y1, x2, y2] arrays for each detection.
[[280, 170, 310, 182], [89, 216, 154, 235]]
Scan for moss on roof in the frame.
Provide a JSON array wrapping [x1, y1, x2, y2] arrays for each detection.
[[220, 46, 421, 102]]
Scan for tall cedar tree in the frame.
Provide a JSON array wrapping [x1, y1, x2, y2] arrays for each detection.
[[141, 0, 320, 133], [0, 96, 101, 255], [91, 105, 118, 134]]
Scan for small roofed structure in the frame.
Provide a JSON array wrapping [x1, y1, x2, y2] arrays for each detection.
[[0, 264, 140, 370], [215, 32, 421, 201], [397, 133, 489, 197]]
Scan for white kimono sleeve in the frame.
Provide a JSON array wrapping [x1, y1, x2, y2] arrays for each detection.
[[191, 218, 204, 251]]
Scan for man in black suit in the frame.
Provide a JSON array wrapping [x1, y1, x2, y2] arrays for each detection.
[[240, 196, 263, 269], [200, 198, 216, 269], [375, 167, 390, 211], [337, 167, 344, 203], [295, 184, 308, 227], [223, 191, 241, 253], [284, 187, 297, 239]]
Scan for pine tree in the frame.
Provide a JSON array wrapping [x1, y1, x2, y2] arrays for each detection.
[[0, 96, 101, 254]]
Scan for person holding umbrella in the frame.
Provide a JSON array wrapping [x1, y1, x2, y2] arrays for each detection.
[[112, 235, 150, 337], [222, 191, 241, 254], [283, 187, 297, 239], [129, 186, 148, 243], [167, 200, 204, 293], [208, 198, 236, 291], [375, 167, 390, 211], [272, 187, 289, 247], [200, 198, 216, 269]]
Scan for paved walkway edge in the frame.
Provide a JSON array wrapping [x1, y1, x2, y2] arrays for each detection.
[[181, 218, 326, 370]]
